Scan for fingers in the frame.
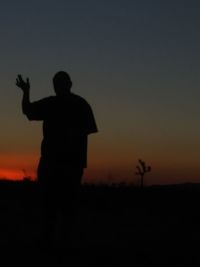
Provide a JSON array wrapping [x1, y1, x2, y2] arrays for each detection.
[[16, 74, 23, 86], [17, 74, 23, 82], [17, 75, 30, 83], [16, 74, 30, 89], [26, 78, 30, 85], [16, 78, 20, 86]]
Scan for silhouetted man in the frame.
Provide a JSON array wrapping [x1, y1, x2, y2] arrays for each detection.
[[16, 71, 98, 246]]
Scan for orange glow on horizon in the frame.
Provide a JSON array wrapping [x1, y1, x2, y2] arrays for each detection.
[[0, 168, 36, 181], [1, 150, 200, 185], [0, 152, 38, 181]]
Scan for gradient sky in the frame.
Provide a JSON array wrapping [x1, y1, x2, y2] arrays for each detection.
[[0, 0, 200, 184]]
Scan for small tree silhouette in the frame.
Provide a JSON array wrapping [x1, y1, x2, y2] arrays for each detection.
[[22, 169, 31, 181], [135, 159, 151, 188]]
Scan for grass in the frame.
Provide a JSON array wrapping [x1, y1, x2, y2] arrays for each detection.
[[0, 180, 199, 266]]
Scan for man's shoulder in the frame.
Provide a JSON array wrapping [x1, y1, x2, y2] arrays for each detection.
[[36, 96, 55, 102], [70, 93, 90, 106]]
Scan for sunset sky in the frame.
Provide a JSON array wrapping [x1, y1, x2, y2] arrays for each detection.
[[0, 0, 200, 185]]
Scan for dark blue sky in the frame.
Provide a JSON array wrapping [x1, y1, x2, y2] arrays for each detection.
[[0, 0, 200, 184]]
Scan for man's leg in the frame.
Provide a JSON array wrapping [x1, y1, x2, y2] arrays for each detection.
[[37, 159, 58, 247], [59, 168, 83, 247]]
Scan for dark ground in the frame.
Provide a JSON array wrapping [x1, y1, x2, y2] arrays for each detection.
[[0, 180, 200, 266]]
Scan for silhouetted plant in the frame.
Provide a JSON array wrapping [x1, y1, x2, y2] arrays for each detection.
[[135, 159, 151, 188], [22, 169, 31, 181]]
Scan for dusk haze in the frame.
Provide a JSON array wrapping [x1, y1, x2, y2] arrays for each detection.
[[1, 0, 200, 185]]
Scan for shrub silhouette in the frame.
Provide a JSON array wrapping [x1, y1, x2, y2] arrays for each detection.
[[135, 159, 151, 188]]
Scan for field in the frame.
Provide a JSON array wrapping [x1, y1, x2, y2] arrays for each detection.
[[0, 180, 199, 266]]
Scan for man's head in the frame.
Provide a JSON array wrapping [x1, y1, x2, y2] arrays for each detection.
[[53, 71, 72, 95]]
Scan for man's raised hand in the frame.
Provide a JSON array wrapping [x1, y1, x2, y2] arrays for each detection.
[[16, 75, 30, 92]]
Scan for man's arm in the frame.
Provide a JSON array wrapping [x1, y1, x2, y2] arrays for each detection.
[[16, 74, 31, 115], [16, 74, 50, 120]]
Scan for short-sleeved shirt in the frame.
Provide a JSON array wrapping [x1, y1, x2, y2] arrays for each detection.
[[24, 93, 98, 168]]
